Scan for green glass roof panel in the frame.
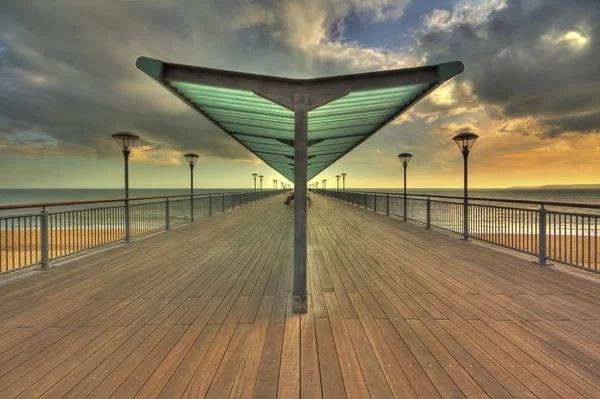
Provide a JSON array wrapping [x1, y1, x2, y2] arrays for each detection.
[[138, 57, 463, 181]]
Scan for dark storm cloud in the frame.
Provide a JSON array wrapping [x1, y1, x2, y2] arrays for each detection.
[[0, 0, 275, 162], [414, 0, 600, 137]]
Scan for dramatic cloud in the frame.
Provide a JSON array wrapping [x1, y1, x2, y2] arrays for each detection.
[[414, 0, 600, 138], [0, 0, 598, 188], [0, 0, 415, 165]]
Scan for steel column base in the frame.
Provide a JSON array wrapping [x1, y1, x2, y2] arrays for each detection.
[[292, 295, 307, 313], [532, 260, 553, 266]]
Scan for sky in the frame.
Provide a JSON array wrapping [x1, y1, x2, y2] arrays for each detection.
[[0, 0, 598, 189]]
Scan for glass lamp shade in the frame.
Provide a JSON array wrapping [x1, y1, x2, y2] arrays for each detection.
[[259, 175, 264, 179], [336, 175, 340, 179], [341, 173, 347, 178], [184, 152, 200, 166], [111, 132, 140, 152], [452, 132, 479, 153], [252, 173, 258, 178], [397, 152, 413, 166]]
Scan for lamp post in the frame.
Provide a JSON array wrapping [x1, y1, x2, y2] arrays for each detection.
[[452, 132, 479, 240], [259, 175, 264, 192], [397, 153, 413, 221], [111, 132, 140, 243], [341, 173, 347, 192], [252, 173, 258, 192], [323, 179, 327, 192], [184, 153, 199, 221], [336, 175, 340, 191]]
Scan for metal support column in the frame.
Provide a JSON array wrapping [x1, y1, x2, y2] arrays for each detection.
[[292, 92, 308, 314], [222, 194, 225, 213], [208, 194, 212, 216]]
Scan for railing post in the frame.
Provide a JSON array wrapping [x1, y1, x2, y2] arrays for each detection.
[[222, 193, 225, 212], [165, 198, 170, 230], [538, 206, 546, 264], [40, 208, 49, 269], [209, 194, 212, 217], [365, 193, 368, 209], [386, 194, 390, 216], [426, 197, 431, 229], [374, 193, 377, 212]]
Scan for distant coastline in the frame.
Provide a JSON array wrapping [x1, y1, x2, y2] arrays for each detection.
[[506, 184, 600, 190]]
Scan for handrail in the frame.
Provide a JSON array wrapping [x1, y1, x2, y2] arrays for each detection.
[[0, 189, 286, 274], [337, 190, 600, 209], [0, 190, 278, 211], [317, 189, 599, 273]]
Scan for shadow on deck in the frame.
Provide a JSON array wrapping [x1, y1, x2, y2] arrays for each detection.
[[1, 193, 600, 398]]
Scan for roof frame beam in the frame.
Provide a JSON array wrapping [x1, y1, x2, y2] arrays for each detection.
[[138, 57, 462, 98]]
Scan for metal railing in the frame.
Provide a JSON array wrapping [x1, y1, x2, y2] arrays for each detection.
[[317, 189, 600, 272], [0, 190, 284, 274]]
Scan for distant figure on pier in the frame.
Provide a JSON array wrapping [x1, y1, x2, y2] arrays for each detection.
[[284, 191, 314, 208], [284, 191, 294, 205]]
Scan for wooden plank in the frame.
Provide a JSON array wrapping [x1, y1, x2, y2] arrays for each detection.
[[109, 324, 188, 399], [229, 296, 274, 399], [314, 318, 346, 399], [300, 309, 322, 399], [345, 318, 395, 399], [253, 322, 284, 399], [178, 296, 249, 398], [375, 294, 471, 398], [277, 313, 300, 398], [11, 326, 124, 399], [205, 323, 253, 398], [323, 292, 370, 398]]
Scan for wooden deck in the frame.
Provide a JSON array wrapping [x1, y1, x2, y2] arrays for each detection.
[[1, 194, 600, 398]]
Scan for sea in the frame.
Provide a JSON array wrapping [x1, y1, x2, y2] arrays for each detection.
[[0, 188, 598, 234], [0, 188, 598, 206], [0, 188, 598, 209]]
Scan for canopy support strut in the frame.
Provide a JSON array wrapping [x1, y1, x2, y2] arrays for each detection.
[[292, 93, 309, 313]]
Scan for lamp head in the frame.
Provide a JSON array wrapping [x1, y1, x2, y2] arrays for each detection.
[[111, 132, 140, 153], [183, 152, 200, 166], [397, 152, 413, 166], [452, 132, 479, 154]]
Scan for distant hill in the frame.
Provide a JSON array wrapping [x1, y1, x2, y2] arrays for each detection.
[[507, 184, 600, 190]]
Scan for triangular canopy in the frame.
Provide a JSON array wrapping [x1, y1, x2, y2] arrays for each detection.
[[137, 57, 463, 182]]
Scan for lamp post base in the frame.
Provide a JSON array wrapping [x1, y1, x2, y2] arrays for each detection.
[[292, 294, 307, 313]]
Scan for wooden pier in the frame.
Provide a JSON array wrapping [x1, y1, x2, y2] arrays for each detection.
[[1, 193, 600, 398]]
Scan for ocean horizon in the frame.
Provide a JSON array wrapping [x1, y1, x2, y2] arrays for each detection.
[[1, 187, 599, 207]]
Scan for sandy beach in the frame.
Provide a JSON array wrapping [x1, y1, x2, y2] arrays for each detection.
[[474, 232, 600, 268], [0, 228, 129, 273], [3, 228, 598, 273]]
